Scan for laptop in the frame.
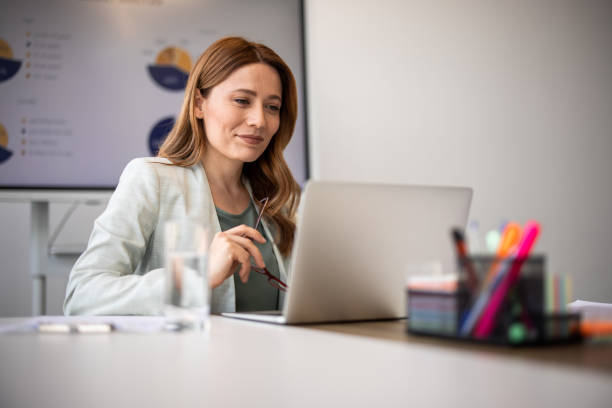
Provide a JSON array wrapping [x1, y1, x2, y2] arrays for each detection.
[[222, 180, 472, 324]]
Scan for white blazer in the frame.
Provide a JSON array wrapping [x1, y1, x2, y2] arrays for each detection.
[[63, 157, 290, 315]]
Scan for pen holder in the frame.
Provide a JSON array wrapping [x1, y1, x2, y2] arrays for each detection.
[[407, 255, 582, 346]]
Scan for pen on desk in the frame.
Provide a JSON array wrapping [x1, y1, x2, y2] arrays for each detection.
[[580, 321, 612, 338], [37, 322, 114, 334], [451, 228, 478, 294], [75, 323, 114, 333], [37, 323, 72, 333], [473, 221, 540, 339]]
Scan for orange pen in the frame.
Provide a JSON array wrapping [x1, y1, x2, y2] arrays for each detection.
[[483, 222, 522, 286], [580, 321, 612, 337]]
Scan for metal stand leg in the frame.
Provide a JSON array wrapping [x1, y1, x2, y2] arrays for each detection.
[[30, 201, 49, 316], [32, 276, 46, 316]]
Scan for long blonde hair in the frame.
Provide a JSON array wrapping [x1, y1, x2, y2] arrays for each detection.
[[157, 37, 300, 256]]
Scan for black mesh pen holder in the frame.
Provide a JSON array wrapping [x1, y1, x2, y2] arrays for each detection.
[[407, 255, 582, 346]]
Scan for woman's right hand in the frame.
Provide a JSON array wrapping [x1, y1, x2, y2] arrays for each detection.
[[207, 225, 267, 289]]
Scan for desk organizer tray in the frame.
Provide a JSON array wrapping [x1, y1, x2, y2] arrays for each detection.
[[406, 255, 582, 346]]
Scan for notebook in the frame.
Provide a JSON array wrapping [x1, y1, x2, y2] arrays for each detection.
[[222, 180, 472, 324]]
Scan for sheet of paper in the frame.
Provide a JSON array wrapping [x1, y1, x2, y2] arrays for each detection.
[[0, 316, 167, 334], [567, 300, 612, 320]]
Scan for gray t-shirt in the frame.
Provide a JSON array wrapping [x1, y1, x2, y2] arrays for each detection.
[[216, 203, 280, 312]]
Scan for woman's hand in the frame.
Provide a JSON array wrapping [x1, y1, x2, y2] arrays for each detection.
[[207, 225, 267, 289]]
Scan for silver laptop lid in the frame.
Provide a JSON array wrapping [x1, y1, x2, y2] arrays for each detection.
[[283, 181, 472, 324]]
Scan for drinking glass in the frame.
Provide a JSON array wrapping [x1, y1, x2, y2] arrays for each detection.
[[163, 218, 210, 331]]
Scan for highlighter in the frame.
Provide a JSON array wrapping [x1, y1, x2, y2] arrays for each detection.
[[483, 222, 522, 286], [458, 223, 522, 336], [473, 221, 540, 339]]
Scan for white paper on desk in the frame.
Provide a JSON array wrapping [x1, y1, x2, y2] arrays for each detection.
[[567, 300, 612, 320], [0, 316, 167, 334]]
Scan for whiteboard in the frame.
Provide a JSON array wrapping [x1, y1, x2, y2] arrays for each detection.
[[0, 0, 307, 189]]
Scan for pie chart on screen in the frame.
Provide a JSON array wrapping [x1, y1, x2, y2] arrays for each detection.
[[147, 46, 192, 91], [0, 38, 22, 82], [148, 116, 175, 155], [0, 122, 13, 164]]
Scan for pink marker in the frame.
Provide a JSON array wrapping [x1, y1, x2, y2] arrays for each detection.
[[473, 221, 541, 339]]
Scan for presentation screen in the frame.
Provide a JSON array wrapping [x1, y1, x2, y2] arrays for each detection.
[[0, 0, 307, 189]]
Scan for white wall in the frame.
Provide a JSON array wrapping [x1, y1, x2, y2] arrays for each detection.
[[305, 0, 612, 301]]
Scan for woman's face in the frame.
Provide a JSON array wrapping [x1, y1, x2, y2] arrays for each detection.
[[196, 62, 282, 164]]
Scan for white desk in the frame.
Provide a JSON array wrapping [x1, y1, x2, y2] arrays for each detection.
[[1, 316, 611, 407]]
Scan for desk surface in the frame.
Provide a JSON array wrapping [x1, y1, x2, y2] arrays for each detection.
[[1, 316, 611, 408], [314, 319, 612, 373]]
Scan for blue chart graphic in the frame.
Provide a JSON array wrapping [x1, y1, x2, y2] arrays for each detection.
[[0, 146, 12, 163], [148, 116, 175, 155], [147, 46, 192, 91], [0, 57, 22, 82], [0, 122, 12, 164], [147, 65, 189, 91]]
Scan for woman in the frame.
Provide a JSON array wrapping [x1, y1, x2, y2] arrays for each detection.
[[64, 37, 301, 315]]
